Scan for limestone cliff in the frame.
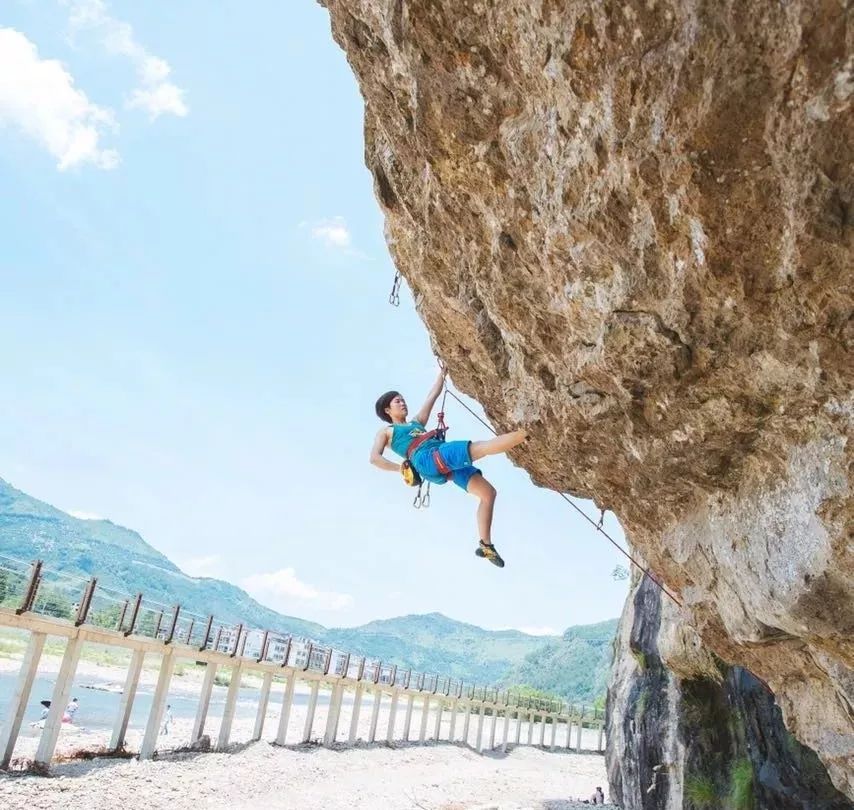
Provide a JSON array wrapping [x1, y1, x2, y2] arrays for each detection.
[[318, 0, 853, 797], [607, 571, 853, 809]]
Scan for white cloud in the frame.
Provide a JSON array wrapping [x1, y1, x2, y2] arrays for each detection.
[[242, 567, 354, 612], [0, 28, 119, 170], [69, 509, 104, 520], [309, 216, 352, 249], [177, 554, 222, 578], [66, 0, 188, 120]]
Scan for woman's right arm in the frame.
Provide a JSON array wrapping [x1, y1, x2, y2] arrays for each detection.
[[370, 427, 400, 472]]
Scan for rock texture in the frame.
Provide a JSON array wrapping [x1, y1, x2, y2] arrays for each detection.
[[607, 571, 854, 809], [319, 0, 853, 797]]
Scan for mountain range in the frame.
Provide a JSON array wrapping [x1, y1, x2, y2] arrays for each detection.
[[0, 477, 617, 702]]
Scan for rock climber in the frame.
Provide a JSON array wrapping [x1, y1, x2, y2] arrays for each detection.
[[370, 364, 527, 568]]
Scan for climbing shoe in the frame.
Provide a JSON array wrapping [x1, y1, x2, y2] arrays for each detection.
[[476, 541, 505, 568]]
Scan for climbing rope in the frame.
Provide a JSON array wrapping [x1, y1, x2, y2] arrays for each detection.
[[412, 385, 450, 510], [441, 386, 683, 607]]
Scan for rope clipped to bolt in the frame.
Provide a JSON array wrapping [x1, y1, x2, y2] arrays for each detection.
[[440, 386, 682, 607]]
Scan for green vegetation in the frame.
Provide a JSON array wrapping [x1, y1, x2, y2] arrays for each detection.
[[500, 619, 618, 703], [729, 759, 754, 810], [630, 649, 647, 670], [1, 477, 619, 703], [213, 670, 232, 687], [0, 637, 26, 658], [685, 776, 718, 808], [506, 684, 561, 703]]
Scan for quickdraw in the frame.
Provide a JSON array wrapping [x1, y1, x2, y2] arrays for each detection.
[[388, 270, 402, 306]]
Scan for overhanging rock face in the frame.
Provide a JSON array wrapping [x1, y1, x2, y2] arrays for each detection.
[[319, 0, 853, 796]]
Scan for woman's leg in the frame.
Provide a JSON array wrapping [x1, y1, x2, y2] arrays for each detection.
[[469, 429, 528, 462], [466, 474, 497, 545]]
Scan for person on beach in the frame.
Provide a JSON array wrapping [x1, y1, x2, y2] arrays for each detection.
[[161, 704, 174, 735], [370, 365, 527, 568], [62, 697, 79, 724]]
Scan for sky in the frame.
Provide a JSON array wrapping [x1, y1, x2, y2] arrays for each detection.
[[0, 1, 629, 635]]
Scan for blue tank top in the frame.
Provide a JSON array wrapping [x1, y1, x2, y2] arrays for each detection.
[[389, 421, 443, 461]]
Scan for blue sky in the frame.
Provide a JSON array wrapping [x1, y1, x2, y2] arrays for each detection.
[[0, 1, 629, 634]]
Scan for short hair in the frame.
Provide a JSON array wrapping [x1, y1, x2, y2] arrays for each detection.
[[375, 390, 400, 423]]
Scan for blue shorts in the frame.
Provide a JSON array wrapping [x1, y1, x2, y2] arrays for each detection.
[[413, 440, 482, 490]]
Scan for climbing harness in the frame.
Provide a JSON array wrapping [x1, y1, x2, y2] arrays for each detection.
[[388, 270, 402, 307], [409, 385, 451, 509]]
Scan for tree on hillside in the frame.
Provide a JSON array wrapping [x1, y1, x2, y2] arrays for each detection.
[[37, 587, 74, 620], [89, 603, 123, 630]]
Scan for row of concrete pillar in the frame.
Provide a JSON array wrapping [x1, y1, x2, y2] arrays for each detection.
[[0, 618, 604, 771]]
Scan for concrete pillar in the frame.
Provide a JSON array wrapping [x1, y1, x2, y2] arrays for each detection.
[[527, 711, 535, 745], [550, 714, 558, 751], [386, 689, 399, 743], [488, 707, 497, 750], [402, 694, 415, 741], [566, 714, 574, 750], [514, 710, 523, 745], [252, 671, 274, 742], [348, 683, 364, 743], [324, 682, 344, 745], [432, 700, 442, 741], [192, 662, 218, 742], [217, 663, 243, 749], [575, 710, 584, 752], [275, 671, 296, 745], [139, 650, 175, 761], [475, 703, 485, 753], [302, 680, 320, 743], [109, 648, 145, 750], [462, 703, 472, 746], [501, 708, 511, 753], [597, 718, 605, 752], [368, 689, 382, 743], [0, 631, 46, 768], [35, 635, 84, 768], [418, 695, 430, 743], [539, 713, 547, 747], [448, 699, 458, 742]]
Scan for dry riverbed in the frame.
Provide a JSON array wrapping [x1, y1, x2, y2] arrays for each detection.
[[0, 741, 613, 810]]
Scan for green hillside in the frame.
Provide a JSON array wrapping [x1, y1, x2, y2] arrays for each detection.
[[0, 477, 617, 702], [326, 613, 558, 684], [0, 477, 324, 639], [501, 619, 619, 703]]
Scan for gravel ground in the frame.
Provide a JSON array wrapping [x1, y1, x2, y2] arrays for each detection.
[[0, 740, 614, 810]]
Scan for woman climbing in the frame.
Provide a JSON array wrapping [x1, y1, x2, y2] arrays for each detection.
[[370, 365, 528, 568]]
